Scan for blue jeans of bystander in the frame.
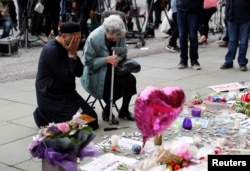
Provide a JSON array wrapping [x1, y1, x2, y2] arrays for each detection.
[[0, 19, 13, 39], [177, 11, 200, 65], [225, 21, 249, 66]]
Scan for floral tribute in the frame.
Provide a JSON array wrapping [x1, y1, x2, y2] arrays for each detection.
[[159, 141, 197, 171], [230, 90, 250, 116], [156, 141, 223, 171], [28, 109, 100, 171]]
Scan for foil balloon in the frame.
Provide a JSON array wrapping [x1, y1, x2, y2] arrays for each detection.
[[134, 86, 185, 148]]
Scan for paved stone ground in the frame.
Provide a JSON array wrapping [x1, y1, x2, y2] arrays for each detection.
[[0, 30, 169, 83]]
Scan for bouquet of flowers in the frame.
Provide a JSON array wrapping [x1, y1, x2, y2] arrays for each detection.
[[28, 109, 100, 171], [133, 140, 197, 171]]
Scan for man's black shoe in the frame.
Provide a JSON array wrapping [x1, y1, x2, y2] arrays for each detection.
[[240, 65, 248, 71], [220, 63, 233, 69], [119, 112, 135, 121]]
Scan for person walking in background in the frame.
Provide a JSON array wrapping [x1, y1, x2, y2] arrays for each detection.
[[166, 0, 180, 53], [198, 0, 217, 45], [33, 21, 99, 130], [220, 0, 250, 71], [0, 0, 17, 38], [72, 0, 97, 41], [16, 0, 28, 31], [147, 0, 163, 29], [80, 15, 137, 125], [43, 0, 61, 42], [115, 0, 133, 31], [176, 0, 204, 70], [218, 0, 228, 48]]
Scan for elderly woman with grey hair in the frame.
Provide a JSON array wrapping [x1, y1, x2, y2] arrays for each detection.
[[80, 15, 137, 124]]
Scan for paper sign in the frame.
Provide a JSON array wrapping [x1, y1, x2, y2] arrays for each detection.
[[208, 82, 246, 92]]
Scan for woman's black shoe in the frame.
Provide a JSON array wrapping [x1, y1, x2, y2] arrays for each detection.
[[118, 112, 135, 121], [102, 111, 119, 125]]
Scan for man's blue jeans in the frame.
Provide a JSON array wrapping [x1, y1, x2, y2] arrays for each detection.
[[177, 11, 200, 65], [225, 21, 249, 66], [0, 19, 13, 39]]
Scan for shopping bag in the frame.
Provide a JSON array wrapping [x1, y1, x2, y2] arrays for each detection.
[[34, 0, 44, 14], [159, 16, 170, 34]]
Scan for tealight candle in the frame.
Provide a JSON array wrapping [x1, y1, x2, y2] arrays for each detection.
[[195, 121, 201, 129], [216, 138, 226, 146], [200, 106, 207, 114], [193, 135, 202, 144], [191, 107, 201, 117], [111, 135, 120, 147]]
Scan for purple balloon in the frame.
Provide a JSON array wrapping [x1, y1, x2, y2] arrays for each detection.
[[134, 86, 185, 148]]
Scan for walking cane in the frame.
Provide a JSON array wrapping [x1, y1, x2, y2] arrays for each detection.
[[109, 47, 125, 125]]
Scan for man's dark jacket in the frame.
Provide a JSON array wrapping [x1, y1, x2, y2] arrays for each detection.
[[225, 0, 250, 23]]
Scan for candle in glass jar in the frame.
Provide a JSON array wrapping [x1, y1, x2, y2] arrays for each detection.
[[182, 117, 192, 130], [191, 107, 201, 117], [154, 134, 162, 145]]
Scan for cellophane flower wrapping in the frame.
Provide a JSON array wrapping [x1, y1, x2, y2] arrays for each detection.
[[28, 111, 100, 171]]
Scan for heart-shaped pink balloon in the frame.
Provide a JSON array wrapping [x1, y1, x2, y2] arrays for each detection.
[[134, 86, 185, 148]]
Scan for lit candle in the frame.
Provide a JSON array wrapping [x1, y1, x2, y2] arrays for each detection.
[[234, 119, 241, 129], [111, 135, 120, 147], [191, 107, 201, 117]]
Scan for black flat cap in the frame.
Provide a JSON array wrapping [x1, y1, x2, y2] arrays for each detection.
[[60, 21, 80, 33]]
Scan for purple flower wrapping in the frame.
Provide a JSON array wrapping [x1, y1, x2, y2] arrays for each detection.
[[31, 142, 46, 158], [28, 118, 101, 170], [44, 148, 77, 171], [77, 142, 100, 160]]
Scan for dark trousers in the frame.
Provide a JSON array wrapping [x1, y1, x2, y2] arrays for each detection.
[[103, 65, 137, 116], [177, 10, 200, 64], [199, 7, 217, 38], [17, 0, 28, 31], [147, 0, 162, 27], [168, 12, 179, 47]]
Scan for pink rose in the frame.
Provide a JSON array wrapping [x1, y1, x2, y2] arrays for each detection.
[[57, 123, 70, 132]]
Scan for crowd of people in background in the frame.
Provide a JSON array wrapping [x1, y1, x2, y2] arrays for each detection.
[[1, 0, 250, 70]]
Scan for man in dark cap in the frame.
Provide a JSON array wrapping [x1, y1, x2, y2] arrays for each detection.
[[33, 21, 99, 130]]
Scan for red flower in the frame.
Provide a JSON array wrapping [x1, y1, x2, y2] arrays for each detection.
[[168, 161, 177, 166], [173, 164, 181, 171]]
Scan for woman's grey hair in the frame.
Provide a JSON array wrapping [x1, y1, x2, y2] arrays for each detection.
[[103, 15, 126, 38]]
